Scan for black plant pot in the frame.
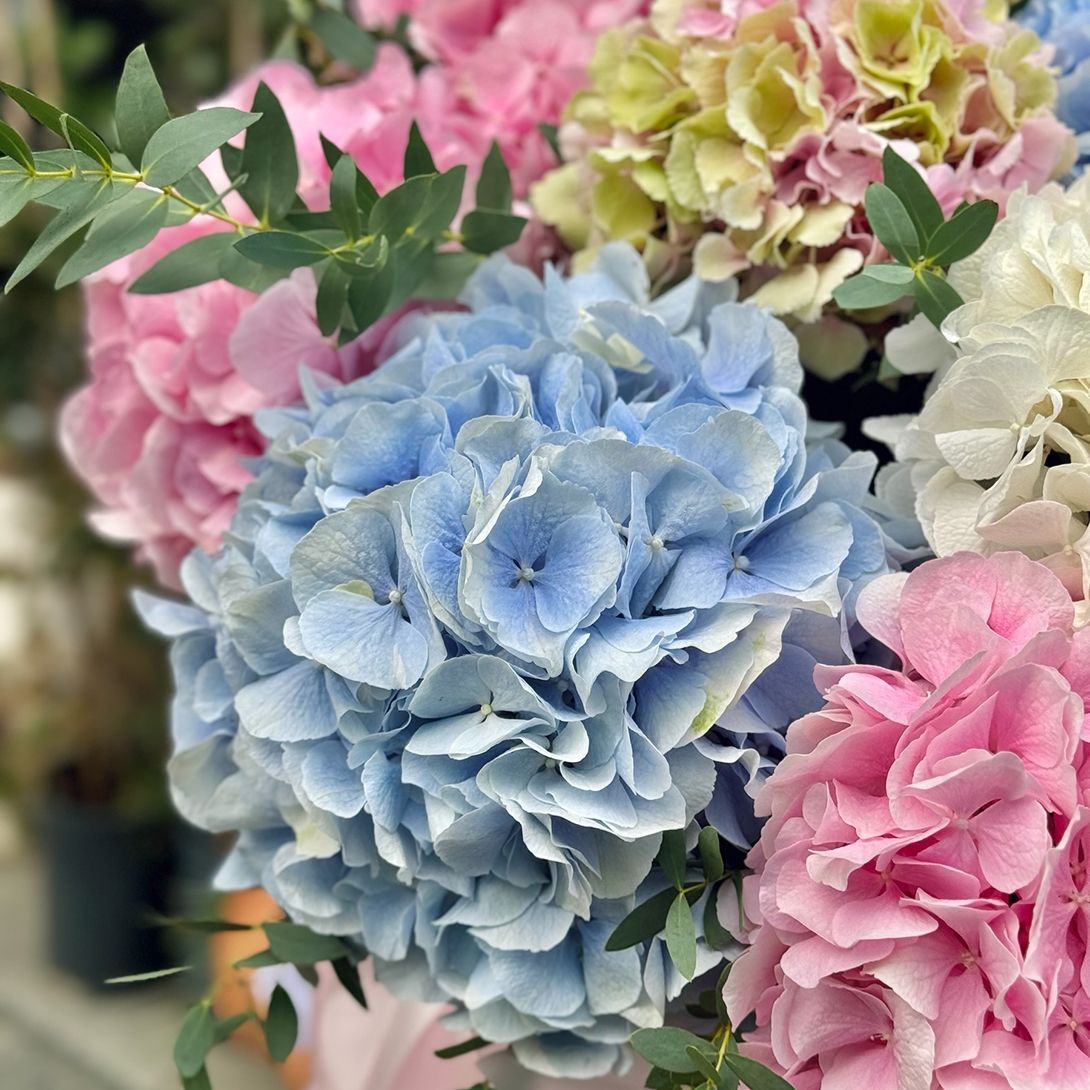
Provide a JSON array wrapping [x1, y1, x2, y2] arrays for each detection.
[[40, 793, 176, 988]]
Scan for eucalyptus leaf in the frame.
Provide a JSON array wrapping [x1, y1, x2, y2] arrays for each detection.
[[310, 7, 377, 72], [913, 269, 964, 328], [665, 893, 697, 980], [0, 120, 34, 171], [213, 1012, 253, 1043], [605, 887, 676, 951], [630, 1028, 714, 1074], [172, 167, 220, 208], [234, 230, 331, 269], [658, 829, 688, 890], [687, 1045, 724, 1085], [263, 920, 351, 964], [0, 81, 112, 167], [0, 174, 56, 229], [722, 1054, 795, 1090], [925, 199, 999, 267], [330, 155, 362, 239], [316, 260, 350, 336], [416, 166, 468, 240], [865, 183, 920, 265], [106, 965, 191, 985], [703, 884, 735, 952], [403, 121, 436, 179], [233, 950, 284, 971], [56, 186, 169, 287], [434, 1036, 489, 1060], [331, 957, 368, 1009], [129, 232, 239, 294], [833, 269, 913, 310], [881, 147, 943, 247], [369, 174, 434, 239], [182, 1070, 212, 1090], [476, 141, 513, 211], [142, 108, 260, 188], [346, 255, 395, 332], [697, 827, 724, 883], [6, 179, 121, 291], [321, 136, 379, 219], [239, 82, 300, 225], [263, 984, 299, 1062], [461, 208, 527, 254], [174, 1002, 216, 1080], [219, 246, 289, 293], [115, 45, 170, 165]]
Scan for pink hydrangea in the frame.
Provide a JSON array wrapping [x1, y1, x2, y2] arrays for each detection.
[[353, 0, 649, 195], [725, 552, 1090, 1089]]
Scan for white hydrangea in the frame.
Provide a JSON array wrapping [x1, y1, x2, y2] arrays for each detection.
[[894, 175, 1090, 614]]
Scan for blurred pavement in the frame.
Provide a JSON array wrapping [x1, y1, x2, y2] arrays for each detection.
[[0, 852, 282, 1090]]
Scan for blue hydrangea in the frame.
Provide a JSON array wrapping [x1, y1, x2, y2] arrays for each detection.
[[140, 245, 894, 1078], [1019, 0, 1090, 174]]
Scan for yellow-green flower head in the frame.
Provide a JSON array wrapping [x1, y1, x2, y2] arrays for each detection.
[[532, 0, 1074, 323]]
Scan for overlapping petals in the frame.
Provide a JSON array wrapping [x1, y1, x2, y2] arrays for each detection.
[[726, 551, 1090, 1089], [141, 246, 895, 1075], [891, 175, 1090, 621], [532, 0, 1074, 322]]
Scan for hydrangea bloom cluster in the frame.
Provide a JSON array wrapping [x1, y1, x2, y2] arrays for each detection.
[[1018, 0, 1090, 175], [725, 551, 1090, 1089], [141, 246, 894, 1076], [62, 12, 598, 591], [889, 175, 1090, 622], [531, 0, 1074, 322], [353, 0, 650, 196]]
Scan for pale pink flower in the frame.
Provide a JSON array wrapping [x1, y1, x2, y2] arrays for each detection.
[[725, 552, 1090, 1089]]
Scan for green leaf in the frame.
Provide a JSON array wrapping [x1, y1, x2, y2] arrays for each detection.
[[605, 887, 677, 951], [461, 208, 527, 255], [234, 230, 331, 269], [659, 829, 689, 890], [142, 108, 260, 188], [316, 260, 350, 336], [832, 268, 913, 310], [697, 827, 724, 884], [0, 120, 34, 171], [913, 269, 964, 328], [310, 8, 378, 72], [263, 984, 299, 1063], [630, 1027, 714, 1074], [330, 155, 362, 240], [414, 250, 481, 300], [865, 183, 920, 265], [0, 174, 58, 229], [322, 136, 379, 220], [239, 82, 300, 225], [106, 965, 191, 985], [182, 1070, 212, 1090], [129, 232, 239, 294], [881, 146, 943, 248], [115, 45, 170, 165], [346, 256, 395, 332], [387, 236, 436, 311], [56, 186, 169, 288], [722, 1054, 796, 1090], [172, 167, 220, 208], [262, 921, 351, 964], [331, 957, 368, 1009], [538, 123, 560, 159], [476, 141, 513, 212], [213, 1012, 253, 1044], [434, 1036, 489, 1060], [174, 1001, 216, 1080], [864, 262, 916, 284], [665, 893, 697, 980], [6, 179, 121, 291], [703, 884, 735, 952], [925, 199, 999, 267], [369, 174, 434, 239], [0, 82, 112, 167], [417, 166, 468, 240], [233, 950, 284, 971], [218, 247, 288, 293], [403, 121, 436, 179], [686, 1045, 724, 1085]]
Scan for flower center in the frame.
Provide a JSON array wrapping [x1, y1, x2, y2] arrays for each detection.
[[733, 554, 751, 572], [517, 565, 537, 583], [480, 703, 493, 717], [388, 589, 403, 605], [648, 534, 665, 551]]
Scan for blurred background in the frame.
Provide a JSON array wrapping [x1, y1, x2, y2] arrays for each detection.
[[0, 2, 310, 1087]]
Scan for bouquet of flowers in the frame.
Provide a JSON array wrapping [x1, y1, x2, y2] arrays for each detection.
[[1, 1, 1088, 1088]]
